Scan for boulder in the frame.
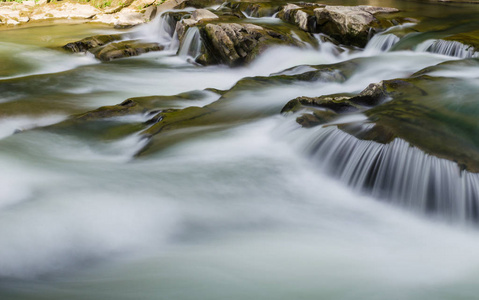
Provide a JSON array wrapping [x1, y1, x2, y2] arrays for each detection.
[[63, 35, 163, 61], [63, 34, 123, 53], [278, 4, 400, 47], [89, 40, 163, 61], [198, 22, 302, 66]]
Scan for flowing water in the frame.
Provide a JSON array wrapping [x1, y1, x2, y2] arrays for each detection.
[[1, 0, 479, 299]]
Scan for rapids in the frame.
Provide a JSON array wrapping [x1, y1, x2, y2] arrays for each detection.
[[1, 0, 479, 299]]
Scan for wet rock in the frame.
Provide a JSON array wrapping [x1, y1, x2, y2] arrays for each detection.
[[75, 99, 146, 121], [174, 0, 224, 9], [175, 8, 219, 40], [291, 75, 479, 172], [63, 34, 123, 53], [63, 35, 163, 61], [296, 109, 338, 127], [278, 3, 324, 32], [282, 94, 358, 114], [199, 22, 302, 66], [89, 40, 163, 61], [278, 4, 400, 47], [237, 2, 283, 18]]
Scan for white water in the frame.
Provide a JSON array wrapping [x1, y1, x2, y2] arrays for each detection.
[[178, 27, 202, 59], [2, 7, 479, 300], [415, 39, 478, 58], [285, 125, 479, 221]]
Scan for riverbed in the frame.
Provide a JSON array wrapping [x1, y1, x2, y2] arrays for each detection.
[[1, 0, 479, 299]]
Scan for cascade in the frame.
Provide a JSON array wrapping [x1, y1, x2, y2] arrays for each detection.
[[415, 39, 478, 58], [364, 34, 400, 53], [177, 27, 202, 59], [290, 124, 479, 222], [131, 12, 181, 50]]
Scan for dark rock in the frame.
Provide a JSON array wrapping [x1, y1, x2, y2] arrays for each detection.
[[62, 34, 123, 53], [89, 40, 163, 61]]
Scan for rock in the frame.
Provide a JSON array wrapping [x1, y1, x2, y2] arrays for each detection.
[[278, 3, 324, 32], [89, 40, 163, 61], [296, 109, 338, 127], [63, 34, 162, 61], [63, 34, 123, 53], [75, 98, 146, 121], [236, 1, 283, 18], [176, 8, 218, 40], [278, 4, 400, 47], [198, 22, 301, 66], [314, 6, 399, 47], [289, 74, 479, 172], [282, 94, 358, 114], [30, 3, 100, 21], [174, 0, 224, 9], [93, 7, 150, 26]]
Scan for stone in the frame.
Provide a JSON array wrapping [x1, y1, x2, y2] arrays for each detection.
[[63, 34, 123, 53], [199, 22, 301, 66], [89, 40, 163, 61]]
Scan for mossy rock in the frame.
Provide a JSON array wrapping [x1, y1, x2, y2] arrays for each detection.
[[89, 40, 163, 61], [62, 34, 123, 53], [291, 74, 479, 172]]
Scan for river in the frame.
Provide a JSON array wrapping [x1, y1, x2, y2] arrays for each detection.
[[1, 0, 479, 299]]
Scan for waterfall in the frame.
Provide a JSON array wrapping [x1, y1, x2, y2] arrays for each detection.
[[178, 27, 202, 59], [292, 125, 479, 222], [415, 39, 478, 58], [364, 34, 400, 53], [131, 12, 181, 50]]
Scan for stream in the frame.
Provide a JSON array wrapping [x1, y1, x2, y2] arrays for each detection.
[[1, 0, 479, 299]]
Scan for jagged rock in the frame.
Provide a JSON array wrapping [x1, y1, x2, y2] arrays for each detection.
[[62, 34, 123, 53], [198, 23, 302, 66], [278, 4, 400, 47]]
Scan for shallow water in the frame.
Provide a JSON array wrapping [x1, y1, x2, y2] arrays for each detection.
[[1, 1, 479, 299]]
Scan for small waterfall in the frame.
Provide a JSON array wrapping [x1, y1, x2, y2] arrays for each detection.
[[365, 34, 400, 53], [313, 33, 346, 56], [178, 27, 202, 59], [293, 125, 479, 222], [131, 12, 181, 50], [415, 39, 478, 58]]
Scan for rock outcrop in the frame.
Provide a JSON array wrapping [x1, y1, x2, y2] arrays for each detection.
[[197, 22, 302, 66], [284, 72, 479, 173], [278, 4, 401, 47], [63, 34, 162, 61]]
